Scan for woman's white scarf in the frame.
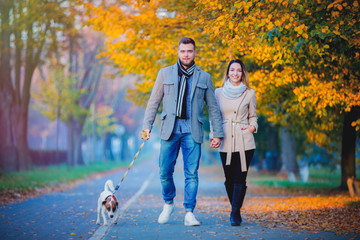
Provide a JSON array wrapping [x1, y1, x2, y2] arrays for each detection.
[[222, 79, 247, 99]]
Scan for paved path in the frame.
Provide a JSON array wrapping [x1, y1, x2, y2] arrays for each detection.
[[0, 155, 358, 240]]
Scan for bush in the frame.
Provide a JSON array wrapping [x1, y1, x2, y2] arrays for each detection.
[[29, 149, 67, 166]]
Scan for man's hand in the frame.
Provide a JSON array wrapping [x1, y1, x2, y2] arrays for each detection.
[[210, 137, 221, 148], [141, 129, 150, 140]]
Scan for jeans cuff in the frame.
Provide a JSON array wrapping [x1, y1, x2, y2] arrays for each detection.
[[165, 200, 173, 204]]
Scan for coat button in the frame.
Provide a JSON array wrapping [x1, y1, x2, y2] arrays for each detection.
[[234, 111, 236, 114]]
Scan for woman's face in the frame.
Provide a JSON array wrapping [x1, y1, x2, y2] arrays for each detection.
[[228, 62, 242, 86]]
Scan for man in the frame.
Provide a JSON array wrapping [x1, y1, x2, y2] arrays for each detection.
[[142, 37, 223, 226]]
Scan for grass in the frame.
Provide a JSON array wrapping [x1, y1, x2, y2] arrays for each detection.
[[248, 167, 360, 190], [0, 158, 145, 192], [1, 153, 358, 193], [248, 179, 339, 189]]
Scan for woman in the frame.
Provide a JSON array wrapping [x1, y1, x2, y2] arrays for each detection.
[[212, 59, 258, 226]]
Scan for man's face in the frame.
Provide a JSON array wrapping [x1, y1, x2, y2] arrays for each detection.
[[178, 43, 196, 68]]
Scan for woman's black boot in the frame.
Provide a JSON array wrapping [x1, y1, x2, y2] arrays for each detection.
[[224, 181, 233, 204], [230, 184, 247, 226]]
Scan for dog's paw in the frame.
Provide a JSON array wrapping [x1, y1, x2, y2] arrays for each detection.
[[113, 221, 117, 225], [96, 221, 100, 225], [104, 222, 108, 226]]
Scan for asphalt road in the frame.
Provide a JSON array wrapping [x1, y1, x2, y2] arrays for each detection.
[[0, 155, 358, 240]]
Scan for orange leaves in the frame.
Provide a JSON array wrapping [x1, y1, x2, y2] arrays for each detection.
[[294, 23, 308, 38], [84, 0, 360, 132], [244, 194, 360, 234], [246, 195, 354, 212], [293, 75, 360, 119], [327, 0, 347, 10], [198, 191, 360, 235]]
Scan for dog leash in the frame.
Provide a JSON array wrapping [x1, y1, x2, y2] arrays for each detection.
[[113, 130, 148, 193]]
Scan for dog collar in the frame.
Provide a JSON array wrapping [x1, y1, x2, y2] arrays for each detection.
[[105, 195, 117, 202]]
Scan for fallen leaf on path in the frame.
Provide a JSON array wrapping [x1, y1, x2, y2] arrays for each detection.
[[196, 190, 360, 235]]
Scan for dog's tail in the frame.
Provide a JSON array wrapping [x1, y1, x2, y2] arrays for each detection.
[[105, 180, 115, 192]]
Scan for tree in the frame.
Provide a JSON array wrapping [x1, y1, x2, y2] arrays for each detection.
[[0, 0, 74, 170], [195, 0, 360, 188], [85, 0, 229, 106], [33, 29, 104, 166], [86, 0, 359, 188], [83, 104, 117, 161]]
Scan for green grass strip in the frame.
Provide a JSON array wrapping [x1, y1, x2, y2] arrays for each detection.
[[0, 161, 132, 191], [248, 167, 360, 190], [249, 179, 339, 189]]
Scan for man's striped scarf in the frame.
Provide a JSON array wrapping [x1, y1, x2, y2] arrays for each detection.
[[176, 59, 196, 119]]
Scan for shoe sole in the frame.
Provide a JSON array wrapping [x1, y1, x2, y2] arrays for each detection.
[[184, 220, 200, 226], [184, 222, 200, 226]]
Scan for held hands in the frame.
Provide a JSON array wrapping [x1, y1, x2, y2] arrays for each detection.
[[210, 137, 221, 148], [141, 129, 150, 140]]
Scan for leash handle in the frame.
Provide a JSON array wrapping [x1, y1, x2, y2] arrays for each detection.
[[113, 130, 148, 193]]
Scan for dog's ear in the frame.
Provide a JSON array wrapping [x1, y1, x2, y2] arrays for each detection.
[[102, 201, 106, 205]]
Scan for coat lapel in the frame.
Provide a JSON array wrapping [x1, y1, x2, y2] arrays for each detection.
[[190, 66, 200, 100], [170, 63, 179, 96], [235, 90, 248, 112]]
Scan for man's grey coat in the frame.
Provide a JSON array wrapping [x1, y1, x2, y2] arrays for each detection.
[[143, 63, 224, 143]]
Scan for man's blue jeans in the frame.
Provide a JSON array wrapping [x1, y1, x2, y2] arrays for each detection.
[[159, 133, 201, 212]]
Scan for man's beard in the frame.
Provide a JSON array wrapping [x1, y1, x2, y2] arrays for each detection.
[[180, 59, 195, 68]]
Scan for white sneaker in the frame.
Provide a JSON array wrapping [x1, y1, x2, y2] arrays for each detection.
[[158, 204, 174, 224], [184, 212, 200, 226]]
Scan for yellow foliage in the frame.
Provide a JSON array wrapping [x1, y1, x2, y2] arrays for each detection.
[[85, 0, 360, 140]]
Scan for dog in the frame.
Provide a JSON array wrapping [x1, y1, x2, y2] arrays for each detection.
[[96, 180, 119, 225]]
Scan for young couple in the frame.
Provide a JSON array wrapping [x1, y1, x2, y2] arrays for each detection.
[[142, 37, 257, 227]]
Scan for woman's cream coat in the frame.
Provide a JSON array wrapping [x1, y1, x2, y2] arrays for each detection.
[[214, 87, 258, 172]]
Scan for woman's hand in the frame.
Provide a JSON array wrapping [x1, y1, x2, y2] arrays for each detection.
[[241, 125, 256, 133], [210, 137, 221, 148]]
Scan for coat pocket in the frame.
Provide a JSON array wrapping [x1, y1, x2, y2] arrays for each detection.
[[160, 112, 167, 135], [197, 117, 204, 139], [242, 128, 255, 150], [163, 81, 174, 95], [160, 112, 167, 120], [196, 83, 207, 99]]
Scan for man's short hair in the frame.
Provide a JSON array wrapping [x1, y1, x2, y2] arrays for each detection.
[[179, 37, 196, 49]]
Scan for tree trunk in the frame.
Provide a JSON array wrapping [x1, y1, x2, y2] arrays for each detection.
[[120, 134, 130, 161], [101, 135, 107, 161], [14, 45, 37, 170], [0, 0, 17, 171], [280, 126, 298, 180], [92, 132, 97, 163], [0, 95, 17, 171], [66, 117, 85, 166], [104, 133, 114, 161], [268, 124, 280, 170], [73, 121, 84, 166], [13, 103, 32, 171], [92, 101, 96, 163], [340, 108, 358, 189], [66, 120, 75, 166]]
